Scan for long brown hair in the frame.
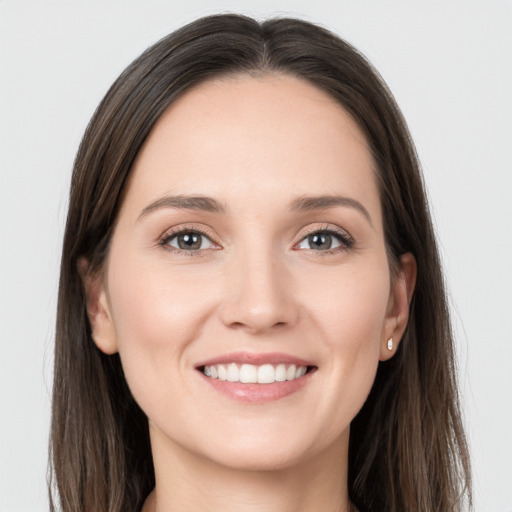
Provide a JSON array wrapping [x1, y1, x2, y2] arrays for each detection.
[[49, 13, 471, 512]]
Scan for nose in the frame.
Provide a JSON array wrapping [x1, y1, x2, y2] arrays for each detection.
[[218, 247, 299, 335]]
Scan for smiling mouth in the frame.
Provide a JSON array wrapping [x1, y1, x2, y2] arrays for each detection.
[[199, 363, 316, 384]]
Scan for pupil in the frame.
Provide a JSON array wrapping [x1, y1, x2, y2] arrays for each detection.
[[178, 233, 201, 250], [309, 233, 331, 250]]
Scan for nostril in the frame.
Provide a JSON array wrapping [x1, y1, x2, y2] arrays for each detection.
[[227, 320, 289, 331]]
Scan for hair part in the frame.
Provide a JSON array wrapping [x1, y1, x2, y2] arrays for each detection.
[[50, 13, 471, 512]]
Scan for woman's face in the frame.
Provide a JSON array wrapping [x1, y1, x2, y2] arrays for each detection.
[[89, 74, 412, 471]]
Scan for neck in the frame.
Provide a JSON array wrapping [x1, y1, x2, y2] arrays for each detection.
[[143, 425, 353, 512]]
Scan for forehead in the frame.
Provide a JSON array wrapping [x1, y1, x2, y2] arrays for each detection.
[[126, 73, 379, 218]]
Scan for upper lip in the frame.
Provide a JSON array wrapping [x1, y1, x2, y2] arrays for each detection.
[[195, 351, 315, 368]]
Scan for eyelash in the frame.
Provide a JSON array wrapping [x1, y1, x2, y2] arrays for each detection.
[[159, 226, 218, 256], [294, 225, 354, 255], [158, 225, 354, 256]]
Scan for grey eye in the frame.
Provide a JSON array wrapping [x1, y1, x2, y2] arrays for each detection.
[[296, 231, 348, 251], [167, 232, 214, 251]]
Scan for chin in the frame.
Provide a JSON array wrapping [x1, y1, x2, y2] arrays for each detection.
[[192, 425, 348, 473], [218, 447, 304, 471]]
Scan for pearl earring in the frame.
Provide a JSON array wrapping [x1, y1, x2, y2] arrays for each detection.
[[387, 338, 393, 351]]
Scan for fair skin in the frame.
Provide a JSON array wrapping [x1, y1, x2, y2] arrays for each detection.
[[85, 74, 416, 512]]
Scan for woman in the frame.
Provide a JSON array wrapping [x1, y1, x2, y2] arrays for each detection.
[[49, 13, 472, 512]]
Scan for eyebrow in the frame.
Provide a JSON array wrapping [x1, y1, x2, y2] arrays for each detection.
[[289, 195, 373, 226], [138, 195, 226, 220], [138, 193, 373, 226]]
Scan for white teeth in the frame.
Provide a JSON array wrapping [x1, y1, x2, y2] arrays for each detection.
[[258, 364, 275, 384], [240, 364, 257, 383], [275, 364, 286, 382], [226, 363, 239, 382], [202, 363, 310, 384]]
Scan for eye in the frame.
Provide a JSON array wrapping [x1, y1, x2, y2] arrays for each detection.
[[296, 229, 353, 252], [162, 230, 216, 252]]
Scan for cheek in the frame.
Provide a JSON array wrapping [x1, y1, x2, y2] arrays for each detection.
[[108, 251, 213, 344], [302, 262, 389, 416], [105, 253, 216, 401], [306, 260, 390, 344]]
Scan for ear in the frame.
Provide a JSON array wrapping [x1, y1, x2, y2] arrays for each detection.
[[380, 252, 417, 361], [78, 258, 118, 355]]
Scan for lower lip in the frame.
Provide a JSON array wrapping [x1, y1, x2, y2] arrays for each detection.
[[198, 371, 314, 403]]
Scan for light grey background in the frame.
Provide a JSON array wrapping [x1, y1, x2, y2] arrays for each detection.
[[1, 1, 511, 511]]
